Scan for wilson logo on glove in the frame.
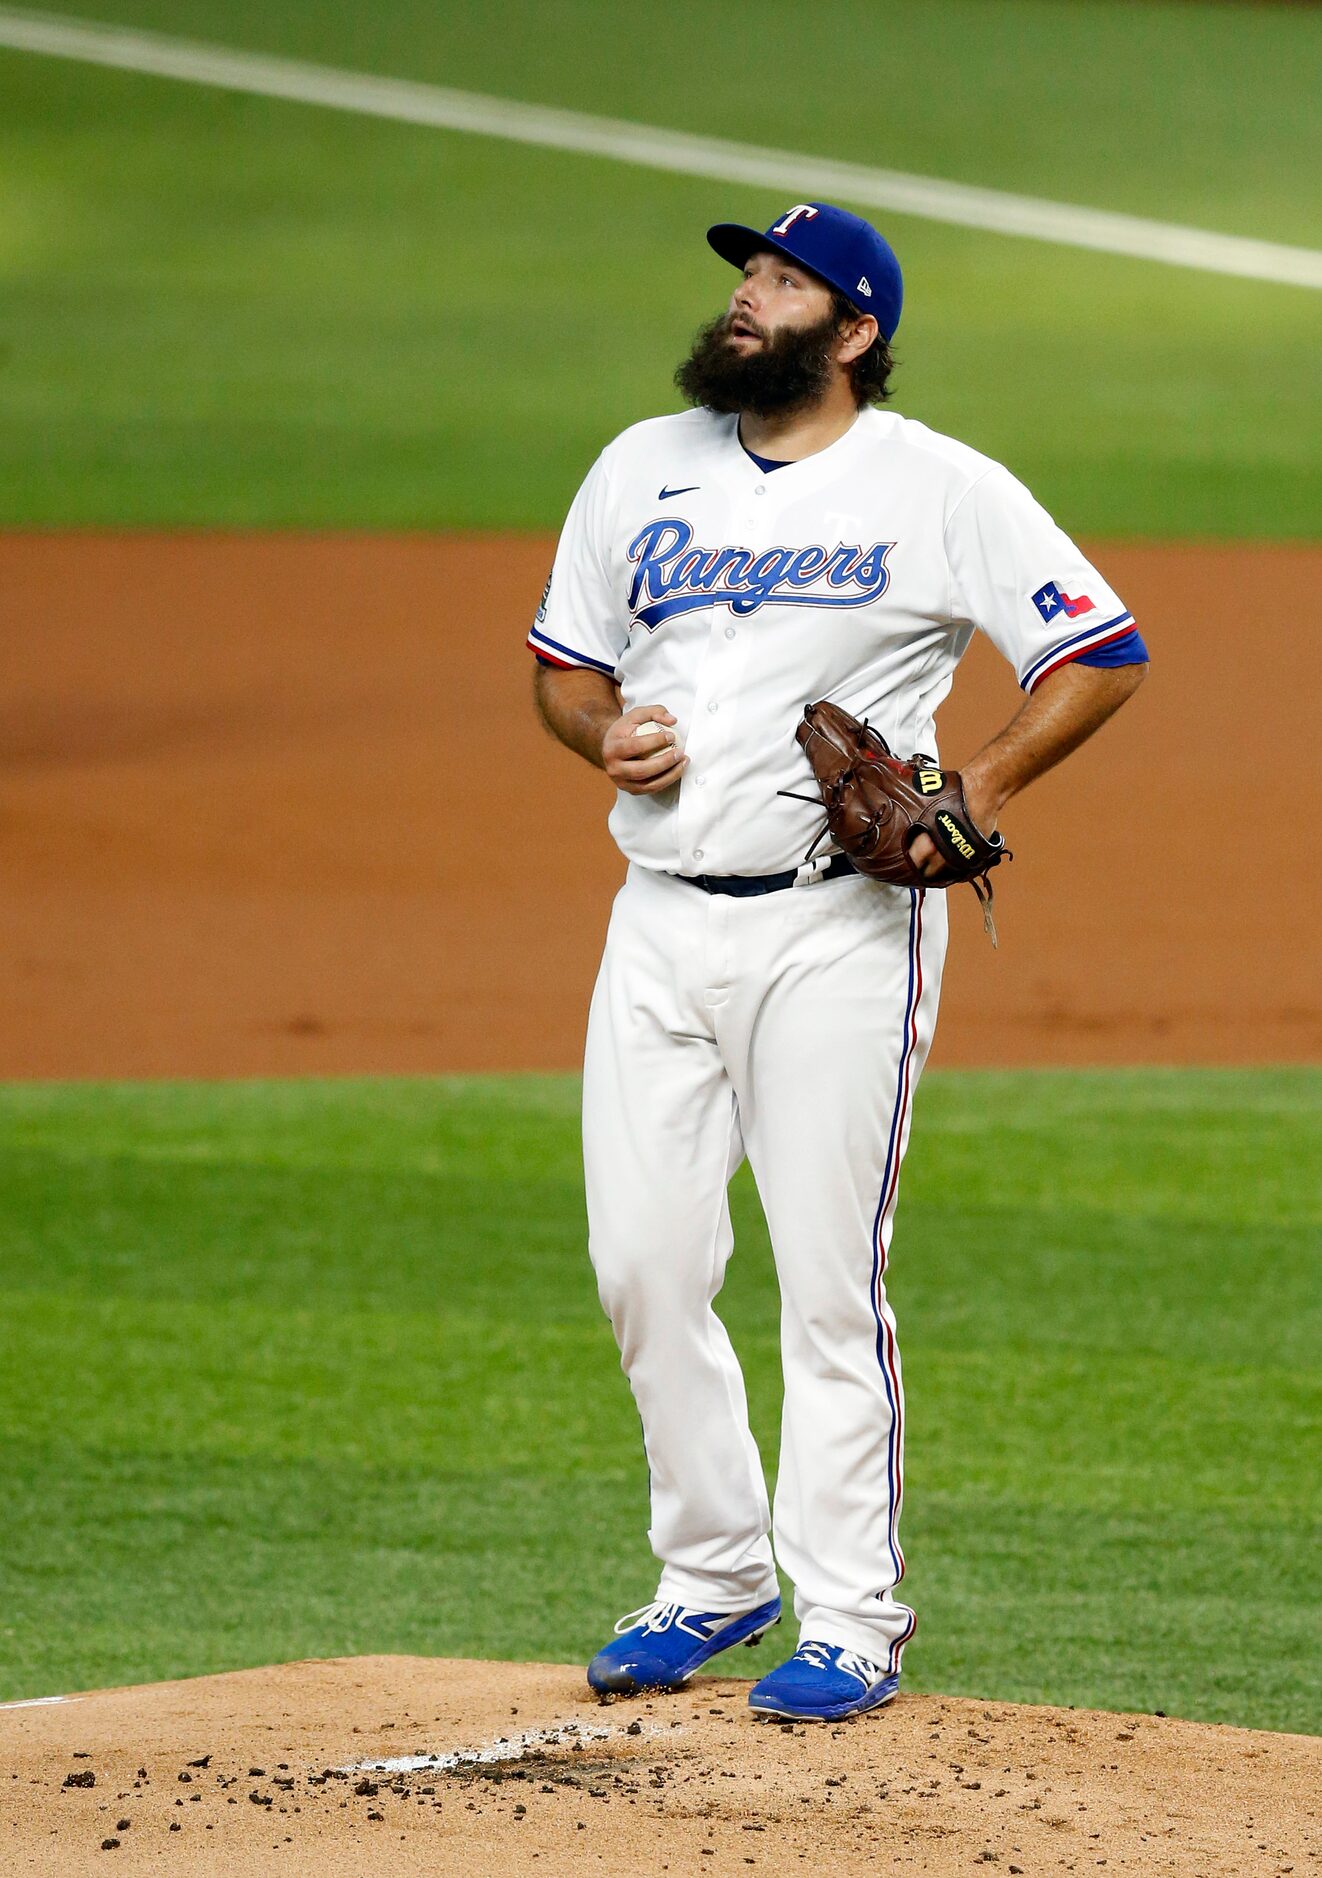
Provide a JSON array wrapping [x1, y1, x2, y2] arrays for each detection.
[[935, 812, 975, 860]]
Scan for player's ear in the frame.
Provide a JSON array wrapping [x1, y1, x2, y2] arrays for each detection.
[[836, 313, 880, 365]]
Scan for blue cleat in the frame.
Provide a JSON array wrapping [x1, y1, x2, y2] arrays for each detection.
[[748, 1640, 900, 1721], [587, 1596, 782, 1694]]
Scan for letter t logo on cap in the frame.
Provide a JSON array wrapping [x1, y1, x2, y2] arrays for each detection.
[[770, 204, 820, 237]]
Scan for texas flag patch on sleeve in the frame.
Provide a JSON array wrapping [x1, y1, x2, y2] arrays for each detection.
[[1032, 580, 1095, 622]]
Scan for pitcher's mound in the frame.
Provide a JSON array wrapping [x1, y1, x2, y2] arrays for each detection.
[[2, 1655, 1314, 1876]]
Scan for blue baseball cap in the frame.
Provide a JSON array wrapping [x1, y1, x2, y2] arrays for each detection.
[[706, 202, 903, 340]]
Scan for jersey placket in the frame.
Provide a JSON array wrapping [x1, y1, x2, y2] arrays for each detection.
[[674, 463, 772, 876]]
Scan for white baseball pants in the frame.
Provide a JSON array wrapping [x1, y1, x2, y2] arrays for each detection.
[[583, 862, 946, 1667]]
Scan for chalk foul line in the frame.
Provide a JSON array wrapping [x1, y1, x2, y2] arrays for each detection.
[[0, 5, 1318, 290]]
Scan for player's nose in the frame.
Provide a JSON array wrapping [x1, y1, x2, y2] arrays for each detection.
[[733, 278, 760, 315]]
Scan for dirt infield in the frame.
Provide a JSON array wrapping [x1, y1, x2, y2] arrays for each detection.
[[1, 532, 1317, 1078], [4, 1655, 1316, 1877]]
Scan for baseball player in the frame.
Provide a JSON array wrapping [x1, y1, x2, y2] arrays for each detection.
[[530, 202, 1147, 1721]]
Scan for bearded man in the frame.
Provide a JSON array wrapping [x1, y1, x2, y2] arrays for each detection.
[[528, 202, 1147, 1720]]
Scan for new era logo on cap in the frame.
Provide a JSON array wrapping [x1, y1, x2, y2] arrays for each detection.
[[856, 276, 872, 297]]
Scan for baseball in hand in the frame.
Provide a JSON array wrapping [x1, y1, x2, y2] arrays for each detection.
[[635, 719, 683, 755]]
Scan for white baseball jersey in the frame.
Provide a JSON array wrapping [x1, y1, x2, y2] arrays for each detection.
[[528, 406, 1136, 877]]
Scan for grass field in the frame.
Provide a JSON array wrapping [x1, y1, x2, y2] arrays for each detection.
[[1, 1067, 1317, 1733], [1, 0, 1320, 533], [0, 0, 1317, 1758]]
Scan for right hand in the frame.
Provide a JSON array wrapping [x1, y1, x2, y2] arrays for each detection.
[[601, 705, 687, 795]]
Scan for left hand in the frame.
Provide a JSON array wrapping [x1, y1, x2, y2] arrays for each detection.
[[908, 768, 1000, 879]]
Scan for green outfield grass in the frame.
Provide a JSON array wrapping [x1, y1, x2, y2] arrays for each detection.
[[0, 1068, 1317, 1733], [0, 0, 1319, 534]]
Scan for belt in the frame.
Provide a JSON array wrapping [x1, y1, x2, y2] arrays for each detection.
[[675, 853, 856, 898]]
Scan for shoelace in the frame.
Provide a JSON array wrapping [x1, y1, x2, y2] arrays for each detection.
[[796, 1639, 835, 1670], [614, 1601, 682, 1636]]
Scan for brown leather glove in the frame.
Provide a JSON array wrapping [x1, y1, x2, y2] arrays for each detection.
[[789, 700, 1010, 940]]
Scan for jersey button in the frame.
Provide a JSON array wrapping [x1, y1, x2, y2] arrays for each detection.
[[695, 776, 707, 788], [724, 627, 736, 640], [753, 484, 766, 496], [707, 701, 719, 713], [694, 849, 705, 862]]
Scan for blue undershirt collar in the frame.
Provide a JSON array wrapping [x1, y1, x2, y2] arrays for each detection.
[[742, 443, 791, 473], [738, 425, 792, 473]]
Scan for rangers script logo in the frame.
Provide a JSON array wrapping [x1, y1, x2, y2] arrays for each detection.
[[627, 518, 894, 630]]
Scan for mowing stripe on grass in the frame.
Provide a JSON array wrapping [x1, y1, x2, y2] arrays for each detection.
[[1, 6, 1320, 290]]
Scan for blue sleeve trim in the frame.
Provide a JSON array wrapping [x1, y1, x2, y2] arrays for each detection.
[[1073, 627, 1149, 669], [1021, 610, 1133, 690], [527, 623, 618, 677]]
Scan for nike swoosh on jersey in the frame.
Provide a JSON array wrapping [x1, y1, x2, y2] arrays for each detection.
[[657, 484, 700, 500]]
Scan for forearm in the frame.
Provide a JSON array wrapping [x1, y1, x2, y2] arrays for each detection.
[[532, 660, 688, 795], [533, 662, 619, 768], [961, 660, 1147, 827]]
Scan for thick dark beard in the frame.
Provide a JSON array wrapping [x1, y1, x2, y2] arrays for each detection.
[[674, 308, 839, 417]]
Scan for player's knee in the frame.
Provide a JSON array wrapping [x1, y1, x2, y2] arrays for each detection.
[[591, 1244, 683, 1331], [593, 1262, 651, 1328]]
